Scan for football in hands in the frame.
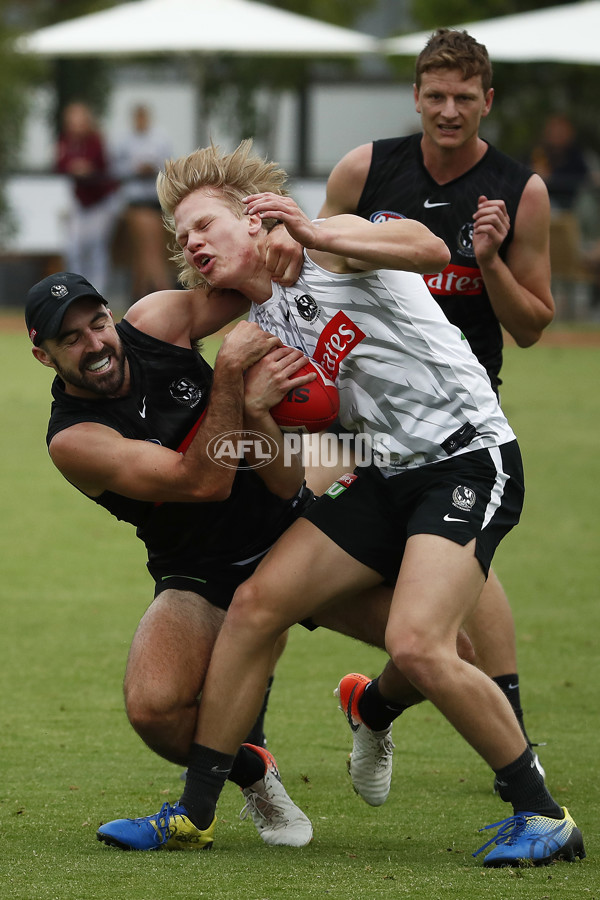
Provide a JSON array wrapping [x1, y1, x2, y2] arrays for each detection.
[[270, 357, 339, 433]]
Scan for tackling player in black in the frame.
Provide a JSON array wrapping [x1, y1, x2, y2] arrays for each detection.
[[26, 270, 317, 849]]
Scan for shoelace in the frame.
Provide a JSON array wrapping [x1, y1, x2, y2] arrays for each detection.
[[149, 801, 179, 845], [361, 729, 395, 764], [472, 813, 528, 857], [240, 771, 293, 828], [240, 788, 285, 824], [240, 791, 270, 823]]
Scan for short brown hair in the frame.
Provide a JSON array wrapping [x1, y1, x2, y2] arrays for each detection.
[[415, 28, 493, 94], [157, 139, 288, 289]]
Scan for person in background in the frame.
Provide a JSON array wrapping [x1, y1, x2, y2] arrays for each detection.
[[112, 104, 175, 298], [530, 113, 590, 317], [56, 102, 119, 295]]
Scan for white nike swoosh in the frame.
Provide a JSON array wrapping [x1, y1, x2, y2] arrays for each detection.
[[424, 199, 451, 208], [443, 514, 469, 522], [139, 396, 147, 418]]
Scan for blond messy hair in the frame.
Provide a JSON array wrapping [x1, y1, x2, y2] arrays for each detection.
[[157, 138, 289, 289]]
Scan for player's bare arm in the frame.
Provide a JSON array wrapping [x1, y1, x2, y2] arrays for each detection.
[[126, 286, 251, 347], [49, 321, 282, 503], [243, 346, 315, 498], [47, 420, 232, 502], [318, 143, 373, 217], [245, 192, 450, 275], [473, 176, 555, 347]]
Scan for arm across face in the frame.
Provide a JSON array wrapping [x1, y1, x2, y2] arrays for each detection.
[[244, 192, 450, 276], [125, 286, 251, 348]]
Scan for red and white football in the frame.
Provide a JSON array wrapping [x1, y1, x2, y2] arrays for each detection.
[[270, 357, 339, 433]]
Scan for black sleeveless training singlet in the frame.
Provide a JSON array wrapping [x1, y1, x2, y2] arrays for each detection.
[[357, 133, 532, 391], [46, 319, 309, 576]]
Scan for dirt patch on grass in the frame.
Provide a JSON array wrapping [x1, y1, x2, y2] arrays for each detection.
[[539, 327, 600, 347]]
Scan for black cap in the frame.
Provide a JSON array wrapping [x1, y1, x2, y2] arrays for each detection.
[[25, 272, 108, 346]]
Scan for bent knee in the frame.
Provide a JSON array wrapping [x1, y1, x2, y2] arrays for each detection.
[[228, 577, 286, 636], [124, 682, 190, 735], [124, 685, 157, 729], [385, 631, 449, 693], [125, 691, 162, 735]]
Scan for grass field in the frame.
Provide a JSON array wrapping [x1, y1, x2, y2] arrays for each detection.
[[2, 324, 600, 899]]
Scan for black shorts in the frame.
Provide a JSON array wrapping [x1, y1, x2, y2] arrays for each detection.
[[302, 441, 524, 583], [149, 484, 317, 611], [151, 548, 271, 611]]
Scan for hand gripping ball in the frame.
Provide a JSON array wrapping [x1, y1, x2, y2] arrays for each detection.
[[270, 357, 339, 433]]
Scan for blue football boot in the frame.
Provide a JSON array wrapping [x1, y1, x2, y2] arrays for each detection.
[[97, 801, 215, 851], [473, 807, 585, 867]]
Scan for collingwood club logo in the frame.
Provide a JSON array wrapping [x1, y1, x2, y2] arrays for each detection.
[[50, 283, 68, 299], [294, 294, 319, 323], [452, 485, 476, 511], [458, 221, 476, 258], [170, 377, 203, 408]]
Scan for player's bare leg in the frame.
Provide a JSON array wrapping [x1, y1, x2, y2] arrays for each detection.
[[385, 534, 526, 767], [464, 569, 544, 779], [194, 519, 382, 757], [124, 590, 288, 763], [124, 589, 224, 765], [100, 589, 313, 850], [465, 570, 517, 674]]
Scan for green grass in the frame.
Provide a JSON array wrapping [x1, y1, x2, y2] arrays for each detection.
[[2, 328, 600, 899]]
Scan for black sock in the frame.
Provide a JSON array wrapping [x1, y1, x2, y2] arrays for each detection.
[[228, 744, 266, 789], [243, 675, 273, 747], [180, 743, 235, 830], [493, 673, 533, 744], [493, 747, 562, 818], [358, 676, 409, 731]]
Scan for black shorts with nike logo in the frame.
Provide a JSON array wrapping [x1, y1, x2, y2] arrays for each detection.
[[302, 440, 524, 584]]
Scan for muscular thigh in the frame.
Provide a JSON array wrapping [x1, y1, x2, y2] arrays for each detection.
[[312, 583, 392, 648], [241, 518, 381, 629], [387, 533, 486, 648], [125, 589, 225, 705]]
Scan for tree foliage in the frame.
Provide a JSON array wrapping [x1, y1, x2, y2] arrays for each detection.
[[0, 7, 42, 237], [410, 0, 557, 30], [261, 0, 377, 27]]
